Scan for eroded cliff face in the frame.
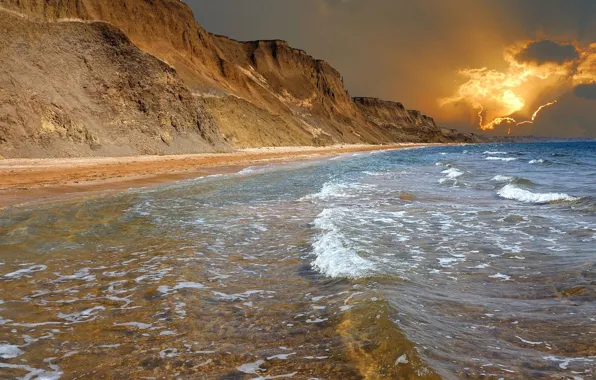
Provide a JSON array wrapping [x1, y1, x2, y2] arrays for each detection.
[[0, 0, 478, 157], [352, 97, 435, 128], [0, 0, 369, 147], [353, 97, 482, 143], [0, 10, 226, 158]]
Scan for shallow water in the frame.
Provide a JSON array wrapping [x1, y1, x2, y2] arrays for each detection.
[[1, 142, 595, 379]]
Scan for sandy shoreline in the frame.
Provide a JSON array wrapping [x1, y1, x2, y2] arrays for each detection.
[[0, 143, 438, 208]]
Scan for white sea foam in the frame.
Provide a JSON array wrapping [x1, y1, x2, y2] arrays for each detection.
[[159, 348, 178, 359], [311, 208, 375, 278], [0, 363, 62, 380], [157, 281, 207, 294], [236, 360, 265, 374], [483, 151, 508, 155], [497, 184, 578, 204], [395, 354, 409, 364], [58, 306, 105, 323], [486, 157, 517, 162], [55, 268, 95, 282], [441, 168, 464, 179], [363, 171, 386, 176], [0, 344, 23, 359], [114, 322, 152, 330], [438, 257, 460, 267], [516, 336, 544, 345], [489, 273, 511, 281], [212, 290, 270, 301], [305, 317, 328, 323], [236, 165, 270, 175], [529, 159, 544, 164], [543, 355, 595, 370], [491, 175, 513, 182], [4, 265, 47, 279], [301, 182, 370, 201], [267, 352, 296, 360], [174, 282, 207, 290]]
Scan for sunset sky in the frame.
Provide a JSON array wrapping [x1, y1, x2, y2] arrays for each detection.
[[189, 0, 596, 138]]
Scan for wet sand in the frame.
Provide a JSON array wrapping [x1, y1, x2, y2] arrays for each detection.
[[0, 144, 432, 207], [0, 156, 441, 379]]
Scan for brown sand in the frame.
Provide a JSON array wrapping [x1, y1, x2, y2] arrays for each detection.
[[0, 144, 436, 207]]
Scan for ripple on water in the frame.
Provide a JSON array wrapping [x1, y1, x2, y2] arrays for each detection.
[[0, 142, 595, 379]]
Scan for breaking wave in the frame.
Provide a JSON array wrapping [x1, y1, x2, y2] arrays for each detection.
[[497, 184, 578, 204], [441, 168, 464, 179], [486, 156, 517, 162], [300, 181, 372, 201], [483, 151, 508, 155], [310, 208, 374, 278], [491, 175, 513, 182]]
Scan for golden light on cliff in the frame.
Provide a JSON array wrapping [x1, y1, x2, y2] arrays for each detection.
[[440, 40, 596, 132]]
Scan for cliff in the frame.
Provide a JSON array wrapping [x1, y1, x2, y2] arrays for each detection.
[[0, 9, 227, 158], [353, 97, 482, 143], [0, 0, 477, 157]]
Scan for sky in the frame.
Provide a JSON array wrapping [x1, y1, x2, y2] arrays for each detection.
[[187, 0, 596, 137]]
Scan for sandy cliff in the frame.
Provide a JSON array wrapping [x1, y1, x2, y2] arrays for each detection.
[[0, 0, 478, 158], [0, 9, 227, 158], [353, 97, 482, 143]]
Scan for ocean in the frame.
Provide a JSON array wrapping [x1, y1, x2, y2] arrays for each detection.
[[0, 141, 594, 379]]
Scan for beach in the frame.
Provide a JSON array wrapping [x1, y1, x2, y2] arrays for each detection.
[[0, 144, 430, 207], [0, 142, 595, 379]]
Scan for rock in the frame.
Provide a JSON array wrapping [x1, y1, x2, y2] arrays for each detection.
[[0, 9, 227, 158], [0, 0, 483, 158]]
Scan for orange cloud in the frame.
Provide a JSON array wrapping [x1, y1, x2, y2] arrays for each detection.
[[440, 39, 596, 132]]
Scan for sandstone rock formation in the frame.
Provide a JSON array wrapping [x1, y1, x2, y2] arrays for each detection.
[[0, 0, 481, 158], [353, 97, 482, 143], [0, 8, 226, 157]]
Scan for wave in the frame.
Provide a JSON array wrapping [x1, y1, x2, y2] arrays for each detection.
[[486, 157, 517, 162], [528, 159, 544, 164], [483, 151, 508, 155], [363, 171, 386, 177], [512, 177, 536, 186], [497, 184, 578, 204], [311, 208, 374, 278], [301, 181, 371, 201], [491, 175, 535, 186], [441, 168, 464, 179], [236, 165, 271, 175], [491, 175, 513, 182]]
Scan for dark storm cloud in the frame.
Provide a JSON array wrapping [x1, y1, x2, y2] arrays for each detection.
[[574, 83, 596, 100], [527, 90, 596, 138], [515, 40, 579, 65]]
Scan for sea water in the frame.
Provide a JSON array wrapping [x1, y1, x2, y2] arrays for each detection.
[[0, 142, 594, 379]]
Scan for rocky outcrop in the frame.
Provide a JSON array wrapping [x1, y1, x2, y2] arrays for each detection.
[[352, 97, 437, 128], [0, 0, 479, 157], [0, 9, 226, 158], [353, 97, 482, 143]]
